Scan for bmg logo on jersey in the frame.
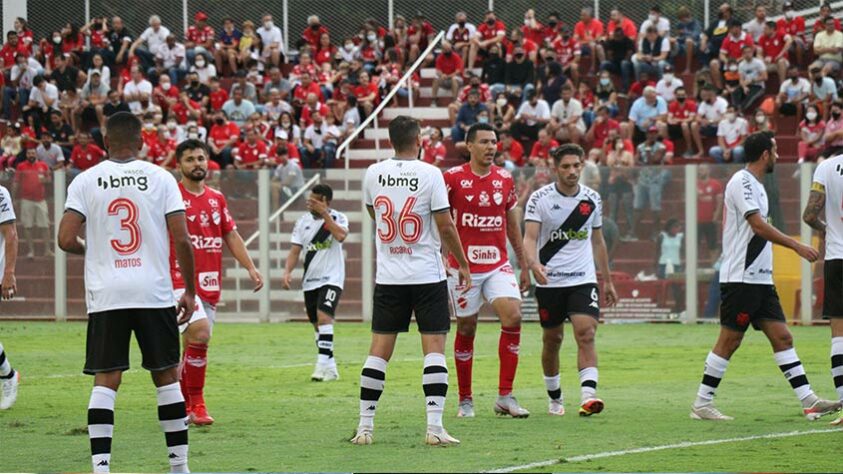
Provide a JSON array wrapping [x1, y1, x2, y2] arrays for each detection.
[[378, 174, 419, 192], [97, 175, 149, 192]]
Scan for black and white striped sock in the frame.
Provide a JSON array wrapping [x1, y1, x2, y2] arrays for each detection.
[[832, 337, 843, 401], [695, 351, 730, 406], [317, 324, 335, 369], [88, 386, 116, 473], [0, 342, 13, 379], [156, 382, 189, 473], [359, 356, 387, 429], [579, 367, 598, 402], [775, 348, 814, 404], [543, 374, 562, 402], [423, 353, 448, 429]]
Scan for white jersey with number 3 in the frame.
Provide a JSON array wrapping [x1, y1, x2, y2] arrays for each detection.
[[0, 185, 16, 274], [813, 156, 843, 260], [364, 158, 450, 285], [65, 159, 185, 313]]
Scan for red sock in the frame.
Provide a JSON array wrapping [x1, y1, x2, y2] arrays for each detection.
[[499, 326, 521, 396], [183, 343, 208, 407], [454, 332, 475, 401]]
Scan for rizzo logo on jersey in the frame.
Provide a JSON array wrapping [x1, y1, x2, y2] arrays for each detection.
[[468, 245, 500, 264], [97, 175, 149, 191], [191, 235, 223, 250], [377, 174, 419, 192], [198, 271, 220, 291], [460, 212, 503, 229]]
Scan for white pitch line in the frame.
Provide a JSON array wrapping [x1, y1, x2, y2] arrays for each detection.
[[483, 427, 842, 473]]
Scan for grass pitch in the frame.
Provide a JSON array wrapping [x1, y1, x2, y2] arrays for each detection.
[[0, 321, 840, 472]]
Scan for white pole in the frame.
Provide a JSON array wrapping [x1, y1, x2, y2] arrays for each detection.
[[54, 170, 67, 322], [182, 0, 188, 40], [704, 0, 710, 30], [361, 198, 373, 322], [388, 0, 394, 36], [594, 0, 600, 22], [800, 161, 814, 325], [283, 0, 290, 56], [2, 0, 27, 39], [85, 0, 91, 49], [258, 169, 271, 322], [488, 0, 494, 11], [684, 165, 699, 323]]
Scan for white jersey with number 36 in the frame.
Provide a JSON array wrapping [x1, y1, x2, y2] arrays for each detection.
[[364, 158, 450, 285], [813, 156, 843, 260], [0, 185, 16, 275], [65, 159, 185, 313]]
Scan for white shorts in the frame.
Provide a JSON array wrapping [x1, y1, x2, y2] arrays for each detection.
[[447, 263, 521, 317], [20, 199, 49, 228], [174, 288, 217, 334]]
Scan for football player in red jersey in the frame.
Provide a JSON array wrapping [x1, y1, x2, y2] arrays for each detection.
[[443, 122, 532, 418], [170, 140, 264, 425]]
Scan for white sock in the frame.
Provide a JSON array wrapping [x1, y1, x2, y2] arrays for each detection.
[[89, 386, 116, 473], [423, 353, 448, 428], [832, 337, 843, 401], [579, 367, 598, 402], [156, 383, 189, 472], [0, 343, 12, 377], [774, 348, 814, 404], [359, 356, 387, 428], [543, 374, 562, 402], [695, 351, 730, 406], [317, 324, 334, 368]]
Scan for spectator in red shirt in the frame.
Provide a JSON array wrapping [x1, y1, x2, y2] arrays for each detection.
[[152, 75, 179, 116], [813, 2, 841, 35], [407, 14, 435, 66], [69, 132, 105, 173], [574, 7, 605, 74], [521, 9, 546, 47], [504, 28, 539, 64], [797, 104, 825, 164], [14, 147, 51, 257], [528, 129, 559, 166], [719, 20, 753, 62], [421, 127, 446, 167], [185, 11, 215, 67], [469, 11, 506, 70], [758, 21, 792, 85], [778, 1, 806, 65], [146, 125, 176, 168], [208, 109, 239, 168], [269, 129, 301, 165], [1, 31, 28, 73], [301, 15, 329, 50], [207, 77, 229, 113], [497, 130, 525, 166], [607, 9, 637, 40], [696, 164, 723, 251], [585, 105, 620, 150], [15, 18, 34, 55], [665, 87, 700, 158], [354, 71, 379, 117], [314, 33, 337, 67], [233, 126, 268, 169], [171, 90, 202, 124], [432, 41, 464, 106]]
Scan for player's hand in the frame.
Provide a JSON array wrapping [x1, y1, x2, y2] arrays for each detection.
[[530, 262, 548, 286], [249, 267, 264, 292], [604, 282, 618, 308], [307, 197, 328, 217], [519, 267, 531, 293], [176, 292, 196, 324], [1, 272, 16, 300], [282, 271, 293, 290], [458, 264, 472, 292], [795, 243, 819, 262]]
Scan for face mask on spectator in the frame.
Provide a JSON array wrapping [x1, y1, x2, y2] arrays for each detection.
[[167, 121, 177, 130], [676, 95, 686, 102], [367, 33, 377, 42], [785, 11, 795, 19], [344, 42, 354, 51], [53, 35, 61, 44], [599, 77, 610, 86], [755, 114, 766, 124], [649, 14, 658, 23], [161, 82, 171, 91], [188, 132, 199, 139], [458, 21, 466, 28], [195, 58, 206, 67], [215, 117, 224, 125], [548, 20, 557, 28], [790, 75, 798, 82], [486, 18, 496, 26], [807, 110, 818, 121], [496, 97, 507, 107], [478, 116, 489, 124], [264, 21, 273, 29], [663, 73, 674, 81], [728, 64, 738, 72], [725, 112, 736, 122]]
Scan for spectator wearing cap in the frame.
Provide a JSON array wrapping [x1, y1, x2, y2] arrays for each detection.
[[452, 89, 488, 142], [432, 41, 464, 106], [813, 2, 841, 35], [744, 5, 769, 42], [549, 83, 585, 145], [778, 2, 806, 66], [258, 14, 285, 67], [777, 65, 811, 116], [512, 88, 549, 148], [666, 86, 699, 158], [813, 16, 843, 76], [185, 11, 214, 67], [675, 7, 702, 75], [600, 27, 634, 90], [733, 45, 767, 112], [468, 11, 506, 70], [655, 65, 683, 102], [300, 15, 329, 50], [222, 87, 255, 126], [757, 21, 792, 87], [702, 4, 736, 90], [150, 34, 186, 86], [75, 69, 109, 131], [607, 9, 637, 40], [810, 63, 838, 116], [447, 11, 476, 60], [632, 125, 669, 240], [709, 105, 747, 163], [632, 26, 669, 81], [628, 86, 667, 145], [215, 18, 242, 73], [271, 138, 305, 206], [550, 26, 582, 87], [129, 15, 171, 71], [573, 7, 605, 74], [4, 53, 38, 120], [638, 5, 670, 41], [504, 45, 535, 101]]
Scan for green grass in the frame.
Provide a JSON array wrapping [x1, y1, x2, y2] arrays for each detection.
[[0, 322, 840, 472]]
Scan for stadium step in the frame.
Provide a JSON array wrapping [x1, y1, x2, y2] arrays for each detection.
[[382, 107, 449, 120], [364, 127, 451, 141]]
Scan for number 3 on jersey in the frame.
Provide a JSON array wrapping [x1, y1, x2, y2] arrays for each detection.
[[374, 196, 422, 244], [108, 198, 141, 255]]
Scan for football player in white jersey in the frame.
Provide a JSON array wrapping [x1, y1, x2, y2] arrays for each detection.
[[58, 112, 197, 473], [352, 115, 471, 446], [283, 183, 348, 382], [0, 184, 20, 410], [691, 131, 841, 421], [523, 144, 617, 417], [802, 152, 843, 424]]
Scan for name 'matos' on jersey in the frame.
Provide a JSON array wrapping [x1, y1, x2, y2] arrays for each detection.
[[65, 159, 185, 313], [364, 158, 450, 285], [169, 183, 236, 306], [720, 169, 773, 285], [525, 183, 602, 288], [291, 210, 348, 291], [813, 156, 843, 260], [0, 185, 16, 274], [444, 164, 517, 273]]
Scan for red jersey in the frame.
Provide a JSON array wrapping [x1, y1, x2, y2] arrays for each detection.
[[90, 29, 106, 49], [777, 17, 805, 38], [530, 139, 559, 161], [668, 99, 698, 120], [293, 82, 323, 102], [70, 143, 106, 170], [504, 38, 538, 58], [408, 21, 435, 48], [629, 79, 656, 97], [758, 31, 787, 59], [209, 89, 228, 111], [0, 42, 28, 68], [590, 118, 620, 148], [153, 85, 180, 112], [719, 32, 754, 59], [18, 30, 34, 54], [14, 160, 49, 201], [186, 25, 215, 46], [148, 138, 176, 167], [421, 138, 446, 164], [171, 98, 200, 124], [302, 25, 329, 48], [450, 27, 472, 44], [607, 18, 637, 39], [209, 122, 240, 149], [697, 178, 723, 222], [497, 140, 525, 166], [574, 19, 604, 42], [300, 103, 329, 127], [444, 164, 517, 273], [292, 63, 318, 80], [551, 36, 581, 66], [435, 52, 464, 75], [314, 46, 336, 65], [478, 20, 506, 41], [268, 143, 301, 164], [458, 84, 492, 103], [814, 17, 842, 34], [170, 184, 236, 305], [234, 140, 268, 166], [521, 23, 546, 46]]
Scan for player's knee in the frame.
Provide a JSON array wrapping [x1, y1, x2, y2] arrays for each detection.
[[151, 367, 179, 387], [457, 318, 477, 337], [575, 326, 596, 346], [542, 329, 563, 347], [775, 331, 794, 349], [187, 327, 211, 345]]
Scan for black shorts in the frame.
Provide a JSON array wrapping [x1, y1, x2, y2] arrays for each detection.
[[667, 123, 685, 140], [84, 307, 180, 375], [824, 260, 843, 317], [304, 285, 343, 323], [720, 283, 786, 332], [535, 284, 600, 329], [372, 281, 450, 334]]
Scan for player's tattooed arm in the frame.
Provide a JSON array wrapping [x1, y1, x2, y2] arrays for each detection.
[[802, 189, 827, 235]]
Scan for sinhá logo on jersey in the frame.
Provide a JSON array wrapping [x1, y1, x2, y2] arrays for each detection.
[[378, 174, 419, 192], [97, 175, 149, 192]]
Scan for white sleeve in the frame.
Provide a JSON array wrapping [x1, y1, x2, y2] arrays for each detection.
[[446, 25, 457, 41], [0, 186, 16, 224], [162, 172, 186, 216], [290, 217, 304, 246], [64, 174, 87, 218], [430, 168, 449, 212], [524, 190, 542, 222], [363, 167, 374, 207], [591, 194, 603, 229], [812, 159, 829, 188], [335, 211, 350, 231], [716, 121, 727, 137], [732, 174, 760, 218]]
